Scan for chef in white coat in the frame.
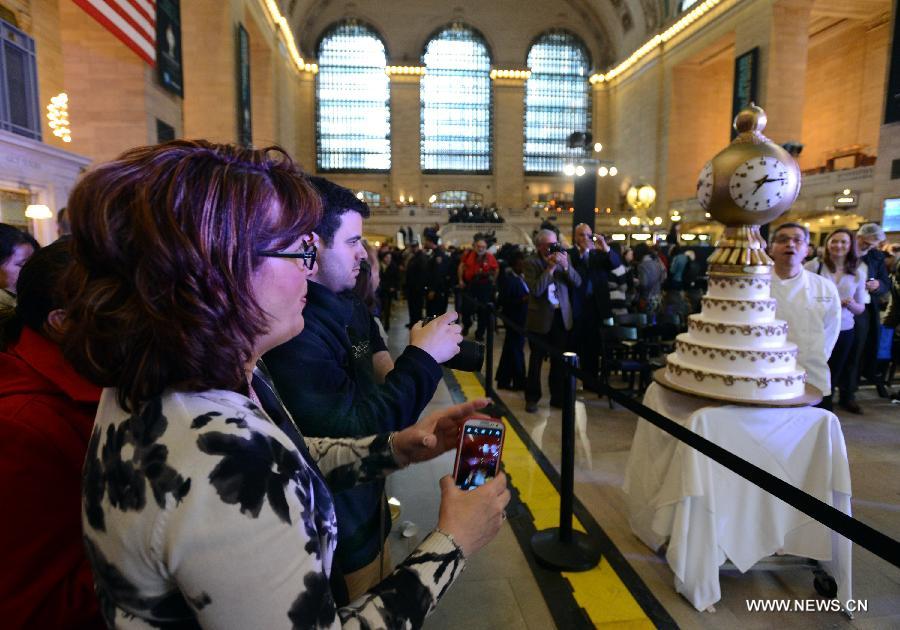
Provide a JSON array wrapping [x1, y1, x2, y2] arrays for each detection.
[[769, 223, 841, 407]]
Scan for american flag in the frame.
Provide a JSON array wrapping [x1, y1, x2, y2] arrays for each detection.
[[73, 0, 156, 66]]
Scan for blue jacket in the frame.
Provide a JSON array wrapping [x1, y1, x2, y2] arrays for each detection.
[[263, 280, 442, 571]]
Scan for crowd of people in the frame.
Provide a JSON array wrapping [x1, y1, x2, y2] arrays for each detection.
[[369, 220, 899, 414], [446, 205, 504, 224], [1, 139, 899, 628]]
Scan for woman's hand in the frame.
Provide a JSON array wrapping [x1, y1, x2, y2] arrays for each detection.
[[390, 398, 492, 466], [437, 472, 510, 557]]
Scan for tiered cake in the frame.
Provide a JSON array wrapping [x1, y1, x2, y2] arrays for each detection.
[[657, 104, 816, 405], [664, 270, 806, 401]]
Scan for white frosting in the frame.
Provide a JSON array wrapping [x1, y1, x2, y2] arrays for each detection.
[[707, 274, 771, 300], [666, 267, 808, 403], [673, 334, 798, 374], [665, 356, 806, 401], [700, 297, 777, 324], [686, 314, 788, 349]]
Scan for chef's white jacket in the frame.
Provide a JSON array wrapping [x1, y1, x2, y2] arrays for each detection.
[[771, 269, 841, 396]]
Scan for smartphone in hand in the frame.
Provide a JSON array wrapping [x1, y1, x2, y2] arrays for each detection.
[[452, 418, 505, 491]]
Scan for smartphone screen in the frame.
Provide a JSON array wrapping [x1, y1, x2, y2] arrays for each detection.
[[453, 420, 504, 491]]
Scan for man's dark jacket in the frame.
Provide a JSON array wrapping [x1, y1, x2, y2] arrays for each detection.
[[567, 246, 623, 319], [425, 246, 453, 295], [263, 280, 442, 571], [861, 248, 891, 307]]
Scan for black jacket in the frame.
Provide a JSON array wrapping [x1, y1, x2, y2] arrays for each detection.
[[263, 281, 442, 571], [425, 246, 453, 295], [567, 246, 623, 319], [861, 247, 891, 308]]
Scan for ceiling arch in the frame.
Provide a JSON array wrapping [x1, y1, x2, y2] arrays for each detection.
[[285, 0, 669, 71]]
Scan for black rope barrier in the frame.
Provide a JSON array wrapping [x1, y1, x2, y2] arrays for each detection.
[[456, 291, 900, 571]]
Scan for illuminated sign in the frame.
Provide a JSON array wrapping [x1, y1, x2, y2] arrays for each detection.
[[883, 198, 900, 232]]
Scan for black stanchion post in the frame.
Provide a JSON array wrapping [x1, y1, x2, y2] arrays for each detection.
[[484, 303, 495, 396], [558, 351, 577, 543], [531, 352, 601, 571]]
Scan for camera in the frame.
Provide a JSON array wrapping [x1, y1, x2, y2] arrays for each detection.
[[421, 315, 485, 372], [547, 243, 565, 254]]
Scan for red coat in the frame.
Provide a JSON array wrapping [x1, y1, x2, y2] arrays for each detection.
[[0, 327, 104, 629]]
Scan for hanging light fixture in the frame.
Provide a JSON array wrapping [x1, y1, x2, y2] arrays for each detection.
[[626, 183, 656, 211], [25, 204, 53, 220]]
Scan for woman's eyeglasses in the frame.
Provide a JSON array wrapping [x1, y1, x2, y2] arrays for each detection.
[[257, 244, 317, 270]]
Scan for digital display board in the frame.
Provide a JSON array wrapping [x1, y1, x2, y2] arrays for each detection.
[[883, 198, 900, 232]]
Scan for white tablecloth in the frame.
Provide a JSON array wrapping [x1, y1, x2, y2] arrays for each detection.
[[623, 383, 852, 611]]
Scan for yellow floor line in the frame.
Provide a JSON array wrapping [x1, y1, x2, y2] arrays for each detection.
[[453, 370, 653, 629]]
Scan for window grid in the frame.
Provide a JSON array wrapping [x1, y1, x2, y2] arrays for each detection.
[[430, 190, 483, 209], [420, 24, 491, 173], [1, 20, 41, 141], [524, 31, 591, 174], [316, 21, 390, 172]]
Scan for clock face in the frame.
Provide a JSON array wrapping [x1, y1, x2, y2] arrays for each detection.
[[728, 156, 793, 212], [697, 161, 714, 210]]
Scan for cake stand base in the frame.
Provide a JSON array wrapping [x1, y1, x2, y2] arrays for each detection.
[[653, 368, 823, 408]]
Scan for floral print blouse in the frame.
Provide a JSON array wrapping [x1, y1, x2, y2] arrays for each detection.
[[82, 388, 464, 628]]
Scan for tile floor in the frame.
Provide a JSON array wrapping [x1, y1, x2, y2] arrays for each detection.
[[380, 309, 900, 629]]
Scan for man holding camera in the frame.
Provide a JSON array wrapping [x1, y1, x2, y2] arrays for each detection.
[[524, 229, 582, 412], [263, 176, 463, 598], [567, 223, 624, 385]]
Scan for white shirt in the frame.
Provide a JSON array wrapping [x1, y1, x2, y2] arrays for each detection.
[[804, 260, 868, 331], [771, 269, 841, 395]]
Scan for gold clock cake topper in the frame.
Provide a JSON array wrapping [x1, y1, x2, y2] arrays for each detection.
[[698, 103, 802, 270], [698, 103, 801, 226]]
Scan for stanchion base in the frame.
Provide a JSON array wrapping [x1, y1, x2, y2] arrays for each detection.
[[531, 528, 601, 572]]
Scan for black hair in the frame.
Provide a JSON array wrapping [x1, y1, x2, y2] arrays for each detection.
[[507, 249, 525, 265], [0, 223, 39, 264], [307, 176, 371, 245], [424, 226, 439, 244], [633, 243, 653, 261], [0, 239, 70, 349]]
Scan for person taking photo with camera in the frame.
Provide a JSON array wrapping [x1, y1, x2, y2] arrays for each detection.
[[263, 176, 465, 598], [523, 229, 581, 412]]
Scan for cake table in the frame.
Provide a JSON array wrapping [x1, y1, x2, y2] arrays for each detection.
[[623, 383, 852, 611]]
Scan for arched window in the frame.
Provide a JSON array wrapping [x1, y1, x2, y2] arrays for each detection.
[[524, 31, 591, 174], [420, 23, 491, 172], [316, 20, 390, 171]]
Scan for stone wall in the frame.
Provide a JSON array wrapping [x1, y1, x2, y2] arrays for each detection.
[[801, 16, 890, 170]]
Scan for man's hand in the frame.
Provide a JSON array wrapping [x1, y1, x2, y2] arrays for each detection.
[[390, 398, 493, 466], [553, 250, 569, 270], [865, 278, 880, 293], [409, 311, 463, 363], [595, 234, 610, 252]]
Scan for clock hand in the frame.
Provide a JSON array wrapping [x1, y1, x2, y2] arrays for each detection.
[[751, 175, 769, 194], [751, 176, 786, 194]]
